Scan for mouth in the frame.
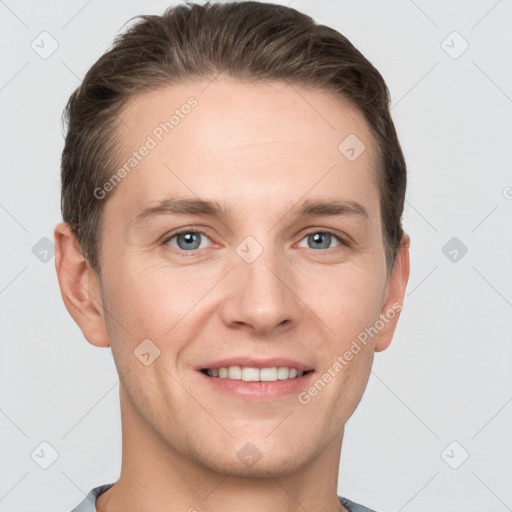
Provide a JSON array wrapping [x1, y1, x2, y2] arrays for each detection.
[[197, 360, 315, 400], [200, 366, 314, 382]]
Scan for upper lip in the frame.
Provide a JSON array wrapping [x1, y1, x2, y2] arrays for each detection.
[[197, 357, 314, 372]]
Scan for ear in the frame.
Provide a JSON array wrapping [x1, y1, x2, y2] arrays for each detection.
[[54, 222, 110, 348], [374, 234, 410, 352]]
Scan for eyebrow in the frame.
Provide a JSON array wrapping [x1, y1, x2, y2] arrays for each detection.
[[132, 197, 370, 225]]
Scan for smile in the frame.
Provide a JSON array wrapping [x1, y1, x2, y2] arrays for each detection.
[[201, 366, 312, 382]]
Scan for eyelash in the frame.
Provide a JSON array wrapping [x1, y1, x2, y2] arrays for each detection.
[[161, 227, 351, 255]]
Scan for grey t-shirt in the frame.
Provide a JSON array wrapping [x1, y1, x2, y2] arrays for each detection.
[[70, 483, 379, 512]]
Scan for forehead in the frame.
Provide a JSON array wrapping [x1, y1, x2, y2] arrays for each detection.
[[119, 78, 375, 155], [109, 78, 380, 218]]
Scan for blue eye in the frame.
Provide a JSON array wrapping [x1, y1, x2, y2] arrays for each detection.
[[166, 231, 211, 251], [164, 229, 346, 253], [298, 231, 343, 250]]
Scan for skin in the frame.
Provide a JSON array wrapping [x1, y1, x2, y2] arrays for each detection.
[[54, 77, 410, 512]]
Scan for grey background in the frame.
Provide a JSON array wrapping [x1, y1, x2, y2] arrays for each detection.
[[1, 0, 511, 511]]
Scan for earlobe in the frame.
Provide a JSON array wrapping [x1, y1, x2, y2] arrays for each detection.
[[374, 234, 410, 352], [54, 222, 110, 348]]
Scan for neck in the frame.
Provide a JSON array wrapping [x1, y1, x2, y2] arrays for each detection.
[[96, 386, 347, 512]]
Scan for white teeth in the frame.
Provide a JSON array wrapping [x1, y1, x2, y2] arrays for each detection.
[[277, 367, 290, 380], [206, 366, 306, 381], [242, 367, 260, 381], [259, 367, 278, 381], [227, 365, 242, 379]]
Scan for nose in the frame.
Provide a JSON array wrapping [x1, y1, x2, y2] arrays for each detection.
[[219, 241, 301, 336]]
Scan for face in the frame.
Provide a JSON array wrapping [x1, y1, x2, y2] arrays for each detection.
[[86, 78, 406, 476]]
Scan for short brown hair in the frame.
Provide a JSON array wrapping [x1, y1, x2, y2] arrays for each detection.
[[61, 0, 407, 275]]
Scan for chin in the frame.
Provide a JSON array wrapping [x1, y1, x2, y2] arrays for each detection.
[[190, 435, 316, 478]]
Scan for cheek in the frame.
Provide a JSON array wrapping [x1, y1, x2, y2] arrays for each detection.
[[100, 260, 218, 359], [102, 259, 179, 323], [98, 263, 167, 358], [305, 265, 384, 340], [315, 269, 383, 408]]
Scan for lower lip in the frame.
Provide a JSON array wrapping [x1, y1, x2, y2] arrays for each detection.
[[198, 370, 315, 400]]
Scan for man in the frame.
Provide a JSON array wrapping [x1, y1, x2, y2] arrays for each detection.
[[55, 2, 410, 511]]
